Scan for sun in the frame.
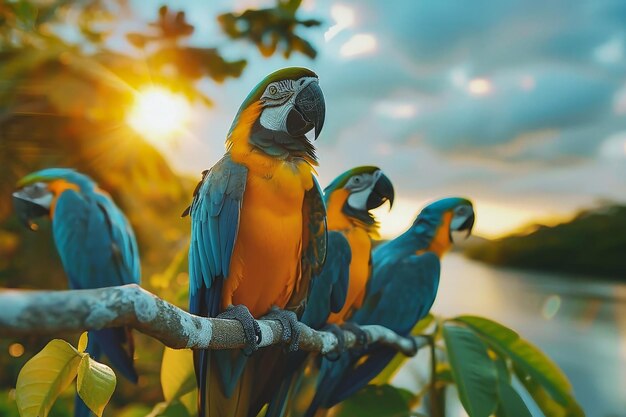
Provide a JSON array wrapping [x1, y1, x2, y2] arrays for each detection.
[[127, 86, 191, 141]]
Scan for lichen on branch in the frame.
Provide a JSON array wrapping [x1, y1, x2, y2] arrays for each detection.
[[0, 284, 426, 356]]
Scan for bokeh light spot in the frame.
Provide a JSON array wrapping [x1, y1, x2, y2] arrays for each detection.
[[8, 343, 24, 358], [542, 295, 561, 320], [467, 78, 493, 95]]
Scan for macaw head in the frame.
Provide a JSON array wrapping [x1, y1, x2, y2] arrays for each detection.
[[12, 168, 95, 231], [415, 197, 475, 243], [227, 67, 326, 163], [325, 166, 395, 225]]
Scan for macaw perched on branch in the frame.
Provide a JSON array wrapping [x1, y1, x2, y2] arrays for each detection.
[[263, 166, 395, 417], [304, 197, 475, 417], [183, 67, 327, 417], [12, 168, 141, 417]]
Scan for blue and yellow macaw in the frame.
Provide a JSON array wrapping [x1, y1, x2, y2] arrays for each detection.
[[183, 67, 327, 417], [304, 197, 475, 417], [12, 168, 141, 417], [263, 166, 395, 417]]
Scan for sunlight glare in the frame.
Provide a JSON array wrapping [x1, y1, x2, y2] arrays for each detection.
[[340, 34, 377, 57], [127, 86, 191, 142]]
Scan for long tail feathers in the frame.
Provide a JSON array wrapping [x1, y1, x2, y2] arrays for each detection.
[[198, 349, 252, 417], [265, 371, 296, 417], [328, 348, 397, 406]]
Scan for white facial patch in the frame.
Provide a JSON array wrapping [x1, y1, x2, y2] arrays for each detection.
[[260, 103, 291, 132], [451, 210, 470, 230], [347, 189, 370, 210]]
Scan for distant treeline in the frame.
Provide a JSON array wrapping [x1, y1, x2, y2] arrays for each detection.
[[465, 204, 626, 279]]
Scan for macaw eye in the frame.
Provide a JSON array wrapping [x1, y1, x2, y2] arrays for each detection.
[[354, 176, 361, 183], [269, 85, 278, 95], [456, 206, 468, 215]]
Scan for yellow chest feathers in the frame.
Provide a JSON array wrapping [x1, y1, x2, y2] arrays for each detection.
[[416, 211, 453, 258], [228, 101, 315, 205]]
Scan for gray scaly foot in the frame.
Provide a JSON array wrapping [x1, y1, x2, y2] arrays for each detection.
[[217, 304, 261, 355], [341, 321, 369, 355], [321, 324, 346, 361], [261, 307, 301, 352]]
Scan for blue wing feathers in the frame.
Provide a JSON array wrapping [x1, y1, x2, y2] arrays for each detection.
[[188, 155, 246, 305], [187, 155, 247, 412], [302, 176, 328, 278], [305, 252, 441, 415], [328, 233, 351, 315], [220, 197, 239, 277], [301, 231, 350, 326], [329, 348, 397, 405]]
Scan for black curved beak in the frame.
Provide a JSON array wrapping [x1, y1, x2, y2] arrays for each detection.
[[366, 173, 395, 211], [289, 80, 326, 139], [12, 190, 50, 231], [449, 211, 475, 243], [460, 212, 475, 238]]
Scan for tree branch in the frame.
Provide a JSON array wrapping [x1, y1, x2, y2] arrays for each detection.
[[0, 284, 426, 356]]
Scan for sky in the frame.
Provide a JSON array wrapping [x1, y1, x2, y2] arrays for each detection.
[[125, 0, 626, 238]]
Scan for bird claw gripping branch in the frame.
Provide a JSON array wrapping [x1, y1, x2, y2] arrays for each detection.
[[217, 304, 262, 355], [341, 322, 369, 355], [261, 307, 301, 352], [321, 324, 346, 361]]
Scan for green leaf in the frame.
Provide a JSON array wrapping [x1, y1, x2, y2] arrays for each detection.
[[144, 402, 168, 417], [335, 384, 413, 417], [514, 366, 584, 417], [78, 332, 88, 353], [442, 324, 498, 417], [494, 356, 532, 417], [146, 401, 192, 417], [496, 383, 533, 417], [161, 348, 196, 402], [76, 355, 116, 417], [116, 404, 152, 417], [453, 316, 575, 407], [15, 339, 82, 417], [372, 314, 434, 384], [178, 390, 197, 417]]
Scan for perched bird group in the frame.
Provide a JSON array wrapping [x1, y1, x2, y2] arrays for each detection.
[[12, 67, 475, 417]]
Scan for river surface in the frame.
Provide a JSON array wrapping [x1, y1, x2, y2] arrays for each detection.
[[393, 253, 626, 417]]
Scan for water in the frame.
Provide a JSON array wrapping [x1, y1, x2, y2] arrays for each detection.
[[393, 253, 626, 417]]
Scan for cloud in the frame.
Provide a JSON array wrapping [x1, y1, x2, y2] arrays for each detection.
[[413, 67, 617, 156]]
